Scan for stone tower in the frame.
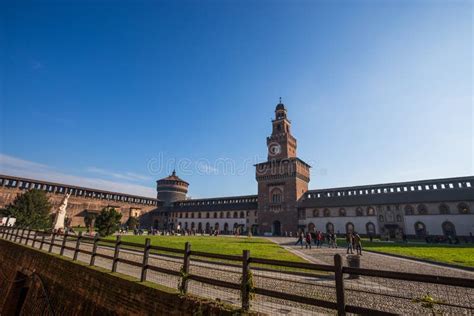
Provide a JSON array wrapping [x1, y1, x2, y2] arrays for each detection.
[[156, 170, 189, 206], [255, 100, 311, 235]]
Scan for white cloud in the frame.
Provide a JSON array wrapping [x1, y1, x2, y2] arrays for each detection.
[[0, 153, 156, 197], [85, 166, 152, 182]]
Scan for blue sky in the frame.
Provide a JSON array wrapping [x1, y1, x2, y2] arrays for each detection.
[[0, 0, 472, 198]]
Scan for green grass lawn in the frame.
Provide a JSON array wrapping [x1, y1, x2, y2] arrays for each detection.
[[361, 241, 474, 268], [104, 235, 306, 263]]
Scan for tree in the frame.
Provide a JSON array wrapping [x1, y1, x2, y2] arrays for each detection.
[[126, 216, 139, 230], [5, 189, 52, 229], [95, 207, 122, 236], [84, 211, 97, 234]]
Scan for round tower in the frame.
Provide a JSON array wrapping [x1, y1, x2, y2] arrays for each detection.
[[156, 170, 189, 206]]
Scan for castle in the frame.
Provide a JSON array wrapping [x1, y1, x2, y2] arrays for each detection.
[[1, 101, 473, 238]]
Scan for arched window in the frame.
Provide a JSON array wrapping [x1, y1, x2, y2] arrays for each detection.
[[198, 212, 201, 218], [379, 215, 384, 222], [323, 208, 331, 217], [205, 222, 210, 233], [396, 214, 402, 222], [356, 207, 363, 216], [404, 205, 414, 215], [345, 222, 354, 233], [184, 222, 188, 230], [308, 223, 315, 232], [213, 212, 217, 218], [233, 211, 238, 218], [326, 222, 334, 234], [214, 223, 219, 231], [442, 221, 456, 237], [439, 204, 450, 214], [366, 222, 376, 235], [206, 212, 210, 218], [226, 212, 231, 218], [367, 207, 375, 216], [313, 209, 319, 217], [191, 213, 195, 218], [240, 211, 245, 218], [417, 204, 428, 215], [414, 222, 426, 237], [339, 208, 346, 217], [220, 211, 224, 218], [271, 188, 283, 203], [191, 222, 195, 230], [458, 203, 470, 214], [224, 223, 229, 233]]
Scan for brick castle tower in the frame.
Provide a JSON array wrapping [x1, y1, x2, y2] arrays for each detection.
[[255, 100, 311, 235]]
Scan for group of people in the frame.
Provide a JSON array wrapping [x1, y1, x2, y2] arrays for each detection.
[[294, 230, 362, 255], [294, 231, 339, 249]]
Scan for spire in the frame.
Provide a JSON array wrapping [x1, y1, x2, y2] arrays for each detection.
[[172, 169, 176, 177]]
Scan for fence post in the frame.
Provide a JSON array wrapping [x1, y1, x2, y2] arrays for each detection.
[[334, 254, 346, 316], [181, 242, 191, 294], [25, 229, 31, 245], [112, 235, 121, 272], [73, 232, 82, 261], [90, 234, 99, 266], [14, 228, 20, 242], [60, 231, 68, 256], [40, 234, 45, 250], [140, 238, 151, 282], [19, 228, 24, 243], [49, 232, 56, 253], [241, 250, 251, 312], [32, 230, 37, 248]]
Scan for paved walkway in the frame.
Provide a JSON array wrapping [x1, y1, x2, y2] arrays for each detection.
[[266, 237, 474, 279]]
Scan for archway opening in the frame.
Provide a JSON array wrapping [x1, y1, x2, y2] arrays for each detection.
[[272, 220, 281, 236]]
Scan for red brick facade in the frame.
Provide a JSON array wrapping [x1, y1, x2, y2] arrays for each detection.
[[256, 102, 311, 235]]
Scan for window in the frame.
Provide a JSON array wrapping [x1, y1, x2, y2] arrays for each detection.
[[414, 222, 426, 237], [323, 208, 330, 217], [339, 208, 346, 216], [458, 203, 470, 214], [366, 222, 376, 235], [439, 204, 450, 214], [312, 209, 319, 217], [367, 207, 375, 216], [214, 213, 217, 218], [417, 204, 428, 215], [240, 211, 245, 218], [271, 188, 283, 203], [404, 205, 414, 215], [226, 212, 231, 218], [442, 221, 456, 237], [379, 215, 384, 222], [326, 222, 334, 234], [233, 212, 238, 218], [345, 222, 354, 233], [356, 208, 363, 216]]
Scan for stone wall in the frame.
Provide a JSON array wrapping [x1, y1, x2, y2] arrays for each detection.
[[0, 239, 240, 315], [0, 175, 158, 227]]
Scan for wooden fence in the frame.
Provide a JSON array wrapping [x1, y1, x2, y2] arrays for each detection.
[[1, 226, 473, 316]]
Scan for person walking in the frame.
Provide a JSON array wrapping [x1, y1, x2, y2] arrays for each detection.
[[354, 232, 362, 255], [305, 232, 312, 249], [295, 231, 304, 248], [346, 232, 354, 254], [332, 233, 338, 249], [317, 231, 323, 248]]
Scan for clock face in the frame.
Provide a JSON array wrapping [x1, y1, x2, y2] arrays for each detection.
[[268, 142, 281, 156]]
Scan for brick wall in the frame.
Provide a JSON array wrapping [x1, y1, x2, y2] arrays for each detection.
[[0, 239, 240, 315]]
